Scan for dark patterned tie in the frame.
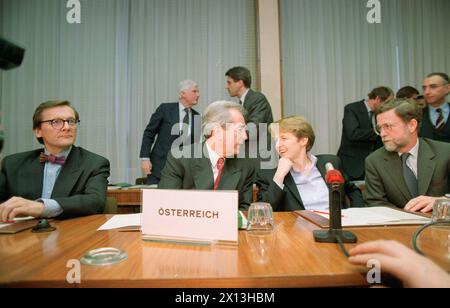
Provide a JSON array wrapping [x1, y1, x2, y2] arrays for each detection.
[[213, 158, 225, 190], [435, 108, 445, 130], [39, 153, 65, 165], [401, 153, 418, 198], [181, 108, 190, 135], [369, 111, 375, 128]]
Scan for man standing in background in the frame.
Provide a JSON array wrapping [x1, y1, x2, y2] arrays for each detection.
[[140, 79, 201, 185], [420, 72, 450, 143], [337, 86, 393, 181], [225, 66, 274, 163]]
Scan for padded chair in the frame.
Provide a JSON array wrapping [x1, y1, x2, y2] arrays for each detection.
[[103, 197, 118, 214]]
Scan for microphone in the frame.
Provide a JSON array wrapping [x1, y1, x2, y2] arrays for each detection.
[[325, 162, 345, 184], [313, 162, 357, 244]]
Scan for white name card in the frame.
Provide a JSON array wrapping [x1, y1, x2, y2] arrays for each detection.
[[141, 189, 238, 244]]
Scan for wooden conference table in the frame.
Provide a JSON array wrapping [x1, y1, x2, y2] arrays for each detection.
[[0, 212, 448, 288]]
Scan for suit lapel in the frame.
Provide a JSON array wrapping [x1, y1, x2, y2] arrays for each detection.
[[19, 151, 44, 198], [192, 157, 214, 190], [382, 151, 412, 200], [243, 89, 255, 108], [51, 147, 83, 198], [417, 139, 436, 196], [283, 173, 303, 206], [216, 160, 241, 190], [170, 103, 181, 135]]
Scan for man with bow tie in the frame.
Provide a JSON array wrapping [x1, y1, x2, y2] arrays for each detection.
[[0, 100, 110, 221]]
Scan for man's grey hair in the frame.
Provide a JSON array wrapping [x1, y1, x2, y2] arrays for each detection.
[[202, 101, 246, 138], [178, 79, 197, 93]]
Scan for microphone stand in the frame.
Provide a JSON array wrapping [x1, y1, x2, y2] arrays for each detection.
[[313, 181, 357, 243]]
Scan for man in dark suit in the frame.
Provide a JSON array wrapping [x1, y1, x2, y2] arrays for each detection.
[[256, 116, 363, 211], [0, 100, 110, 221], [420, 72, 450, 143], [225, 67, 274, 164], [159, 101, 255, 210], [140, 80, 201, 185], [337, 86, 393, 181], [365, 98, 450, 213]]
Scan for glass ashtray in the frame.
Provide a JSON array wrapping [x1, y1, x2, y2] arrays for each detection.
[[80, 247, 128, 266]]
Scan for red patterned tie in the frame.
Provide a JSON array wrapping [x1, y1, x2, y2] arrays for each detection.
[[213, 158, 225, 190], [39, 153, 65, 165]]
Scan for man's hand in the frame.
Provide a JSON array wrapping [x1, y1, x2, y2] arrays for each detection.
[[404, 195, 437, 213], [141, 160, 152, 175], [273, 157, 293, 187], [0, 197, 45, 221]]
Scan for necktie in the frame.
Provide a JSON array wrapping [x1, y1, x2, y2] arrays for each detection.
[[181, 108, 190, 135], [435, 108, 445, 130], [401, 153, 418, 198], [213, 158, 225, 190], [40, 153, 65, 165], [369, 111, 375, 128]]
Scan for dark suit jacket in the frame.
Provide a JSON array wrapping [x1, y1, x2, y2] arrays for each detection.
[[0, 146, 110, 219], [158, 143, 255, 210], [337, 100, 382, 180], [364, 138, 450, 208], [140, 102, 201, 179], [242, 89, 274, 161], [256, 155, 364, 211], [243, 89, 274, 126], [420, 104, 450, 143]]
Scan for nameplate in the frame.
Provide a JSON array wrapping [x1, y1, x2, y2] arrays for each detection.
[[141, 189, 238, 244]]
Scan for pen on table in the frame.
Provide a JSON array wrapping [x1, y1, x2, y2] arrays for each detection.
[[312, 210, 346, 218]]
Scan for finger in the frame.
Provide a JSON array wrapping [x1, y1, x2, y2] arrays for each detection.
[[7, 206, 25, 221], [348, 240, 398, 257], [420, 203, 434, 213], [348, 253, 402, 276], [1, 197, 29, 221], [1, 203, 16, 222], [409, 199, 428, 212], [404, 197, 420, 211]]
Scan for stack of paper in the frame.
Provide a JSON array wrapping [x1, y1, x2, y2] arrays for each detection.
[[310, 207, 430, 227]]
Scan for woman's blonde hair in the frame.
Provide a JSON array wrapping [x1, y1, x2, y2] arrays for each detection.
[[269, 116, 315, 152]]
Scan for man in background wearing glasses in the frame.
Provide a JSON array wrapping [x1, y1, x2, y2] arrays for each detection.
[[420, 72, 450, 143], [364, 98, 450, 213], [0, 100, 110, 221]]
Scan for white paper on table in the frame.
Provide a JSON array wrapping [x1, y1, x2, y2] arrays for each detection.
[[0, 216, 35, 229], [314, 207, 430, 227], [97, 214, 142, 231]]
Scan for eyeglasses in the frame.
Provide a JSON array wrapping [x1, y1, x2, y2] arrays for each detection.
[[375, 121, 403, 135], [40, 118, 80, 130]]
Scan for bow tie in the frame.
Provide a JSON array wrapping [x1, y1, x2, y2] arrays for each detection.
[[39, 153, 66, 165]]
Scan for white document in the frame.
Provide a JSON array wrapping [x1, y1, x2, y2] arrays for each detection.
[[97, 214, 141, 231], [0, 216, 34, 229], [314, 207, 430, 227]]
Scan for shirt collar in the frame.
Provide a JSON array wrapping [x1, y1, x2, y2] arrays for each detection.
[[290, 153, 318, 175], [239, 89, 250, 104], [179, 102, 189, 113], [429, 102, 449, 113], [205, 141, 222, 167], [398, 138, 419, 158], [44, 146, 72, 158]]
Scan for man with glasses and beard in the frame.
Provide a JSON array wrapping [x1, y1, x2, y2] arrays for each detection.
[[364, 98, 450, 213], [0, 100, 110, 221]]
